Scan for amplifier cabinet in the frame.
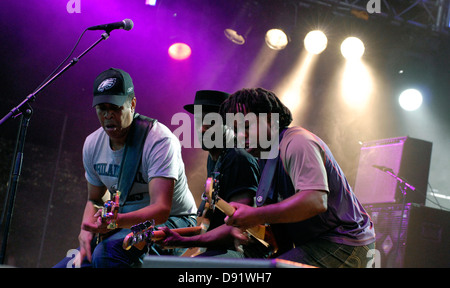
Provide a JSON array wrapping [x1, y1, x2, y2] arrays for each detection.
[[365, 203, 449, 268], [354, 137, 432, 204], [365, 203, 411, 268]]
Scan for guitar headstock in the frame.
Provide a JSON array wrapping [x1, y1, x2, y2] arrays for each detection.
[[204, 172, 220, 211], [122, 220, 155, 250]]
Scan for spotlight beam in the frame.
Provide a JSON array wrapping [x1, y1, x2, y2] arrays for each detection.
[[276, 51, 317, 125]]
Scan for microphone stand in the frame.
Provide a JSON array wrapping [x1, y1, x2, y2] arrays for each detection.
[[0, 32, 110, 265], [389, 172, 415, 268], [374, 166, 415, 267]]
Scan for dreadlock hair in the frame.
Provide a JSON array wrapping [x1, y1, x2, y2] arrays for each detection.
[[219, 88, 293, 128]]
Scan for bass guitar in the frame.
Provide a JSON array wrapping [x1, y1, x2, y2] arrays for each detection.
[[122, 220, 202, 250], [95, 191, 121, 243], [101, 190, 120, 229], [204, 173, 279, 257]]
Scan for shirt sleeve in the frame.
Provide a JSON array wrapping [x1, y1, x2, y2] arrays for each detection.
[[143, 126, 182, 182], [280, 129, 329, 193], [83, 134, 104, 187]]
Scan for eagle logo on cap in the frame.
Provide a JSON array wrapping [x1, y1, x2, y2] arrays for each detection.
[[98, 78, 117, 92]]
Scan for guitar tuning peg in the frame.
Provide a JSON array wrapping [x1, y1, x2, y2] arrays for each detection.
[[144, 219, 155, 230], [138, 223, 147, 231], [131, 224, 140, 233]]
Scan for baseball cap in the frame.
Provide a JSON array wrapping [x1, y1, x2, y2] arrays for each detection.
[[92, 68, 134, 107]]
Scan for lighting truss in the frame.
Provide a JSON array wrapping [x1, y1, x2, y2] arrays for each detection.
[[294, 0, 450, 34]]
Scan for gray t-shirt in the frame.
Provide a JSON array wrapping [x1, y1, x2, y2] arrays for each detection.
[[275, 127, 375, 246], [83, 121, 197, 216]]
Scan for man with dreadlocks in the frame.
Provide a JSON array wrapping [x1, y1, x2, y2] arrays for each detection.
[[220, 88, 375, 268]]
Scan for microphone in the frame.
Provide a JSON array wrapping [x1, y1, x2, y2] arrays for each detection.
[[87, 19, 134, 32]]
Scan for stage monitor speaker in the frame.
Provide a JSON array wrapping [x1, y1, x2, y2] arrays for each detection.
[[365, 203, 412, 268], [365, 203, 450, 268], [141, 255, 315, 268], [354, 136, 432, 204]]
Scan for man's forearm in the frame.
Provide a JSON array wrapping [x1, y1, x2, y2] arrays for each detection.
[[115, 204, 171, 229], [257, 190, 328, 224], [177, 224, 237, 248], [81, 200, 100, 228]]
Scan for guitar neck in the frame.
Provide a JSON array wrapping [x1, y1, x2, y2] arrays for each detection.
[[214, 198, 236, 216], [214, 197, 267, 243], [123, 225, 202, 250], [204, 176, 277, 255], [151, 226, 202, 241]]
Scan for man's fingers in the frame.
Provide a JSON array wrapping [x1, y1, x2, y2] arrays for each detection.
[[79, 243, 91, 263]]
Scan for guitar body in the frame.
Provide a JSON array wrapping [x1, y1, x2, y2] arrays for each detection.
[[204, 176, 279, 258]]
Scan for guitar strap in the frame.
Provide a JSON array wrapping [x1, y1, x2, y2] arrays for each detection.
[[117, 113, 156, 212], [255, 128, 288, 207], [197, 148, 227, 216]]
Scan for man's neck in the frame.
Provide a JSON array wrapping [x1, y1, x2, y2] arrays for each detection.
[[109, 133, 128, 151], [110, 139, 126, 151], [209, 148, 223, 161]]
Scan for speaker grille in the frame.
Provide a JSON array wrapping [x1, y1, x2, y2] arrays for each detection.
[[365, 203, 411, 268]]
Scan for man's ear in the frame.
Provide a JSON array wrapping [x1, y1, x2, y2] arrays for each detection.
[[131, 97, 137, 111]]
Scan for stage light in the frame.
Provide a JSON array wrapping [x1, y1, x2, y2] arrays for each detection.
[[168, 42, 191, 60], [340, 37, 365, 60], [399, 88, 423, 111], [145, 0, 157, 6], [265, 29, 289, 50], [224, 1, 258, 46], [224, 28, 246, 45], [304, 30, 328, 54]]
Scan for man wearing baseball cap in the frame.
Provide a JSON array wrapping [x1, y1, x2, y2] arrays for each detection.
[[55, 68, 197, 267]]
